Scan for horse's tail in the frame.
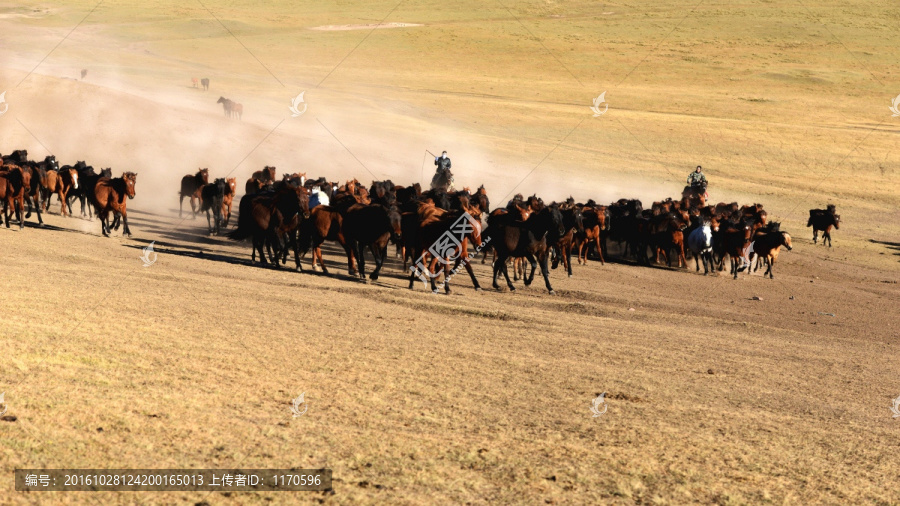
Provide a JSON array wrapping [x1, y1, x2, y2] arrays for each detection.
[[227, 196, 254, 241]]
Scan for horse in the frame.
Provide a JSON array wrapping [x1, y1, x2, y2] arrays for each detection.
[[201, 78, 209, 91], [552, 205, 584, 277], [221, 177, 237, 226], [808, 205, 840, 247], [80, 69, 87, 80], [430, 166, 453, 191], [719, 219, 754, 279], [20, 163, 46, 226], [230, 186, 310, 268], [50, 166, 80, 217], [341, 204, 401, 282], [92, 172, 137, 237], [245, 166, 276, 195], [200, 178, 226, 235], [749, 225, 792, 279], [575, 205, 610, 265], [217, 97, 236, 118], [687, 220, 716, 275], [66, 164, 111, 218], [298, 205, 354, 274], [407, 208, 484, 293], [179, 168, 209, 218], [0, 165, 30, 229], [681, 185, 707, 208], [191, 77, 198, 88], [485, 205, 564, 294]]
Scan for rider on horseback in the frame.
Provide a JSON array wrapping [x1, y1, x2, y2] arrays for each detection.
[[687, 165, 708, 199], [431, 151, 455, 191]]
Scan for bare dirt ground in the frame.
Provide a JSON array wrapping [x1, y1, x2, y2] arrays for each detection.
[[1, 1, 899, 504]]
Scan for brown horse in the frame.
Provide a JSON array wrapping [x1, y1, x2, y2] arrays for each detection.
[[42, 166, 79, 217], [300, 205, 354, 274], [221, 177, 237, 226], [0, 165, 30, 229], [750, 225, 793, 279], [576, 205, 609, 265], [93, 172, 137, 237], [179, 168, 208, 218], [245, 166, 276, 195]]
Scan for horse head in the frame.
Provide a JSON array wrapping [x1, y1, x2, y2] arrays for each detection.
[[225, 177, 237, 195], [782, 232, 793, 251], [68, 168, 79, 189], [123, 172, 137, 199], [199, 168, 209, 183]]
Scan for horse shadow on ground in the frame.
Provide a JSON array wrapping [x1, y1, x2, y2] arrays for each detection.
[[869, 239, 900, 260]]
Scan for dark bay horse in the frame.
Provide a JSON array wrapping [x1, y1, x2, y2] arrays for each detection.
[[92, 172, 137, 237], [485, 205, 564, 294], [808, 205, 840, 247], [179, 168, 209, 218], [200, 178, 226, 235], [0, 165, 30, 229]]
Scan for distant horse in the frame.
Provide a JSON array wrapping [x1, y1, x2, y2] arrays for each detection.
[[201, 78, 209, 91], [0, 165, 30, 229], [191, 77, 198, 88], [80, 69, 87, 80], [92, 172, 137, 237], [179, 168, 209, 218], [808, 205, 840, 247], [217, 96, 235, 118], [200, 178, 226, 235], [552, 205, 584, 277], [66, 164, 111, 218]]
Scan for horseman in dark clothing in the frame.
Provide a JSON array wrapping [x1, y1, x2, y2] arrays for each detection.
[[431, 150, 454, 191], [684, 165, 709, 201]]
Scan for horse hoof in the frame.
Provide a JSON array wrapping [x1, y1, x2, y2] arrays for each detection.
[[567, 274, 572, 278], [548, 290, 556, 295], [474, 287, 482, 292]]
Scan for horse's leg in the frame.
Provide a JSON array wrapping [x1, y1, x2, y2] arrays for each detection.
[[537, 250, 554, 294], [523, 253, 537, 286], [825, 230, 832, 247], [501, 255, 515, 291], [16, 197, 24, 229], [179, 194, 184, 218], [565, 242, 573, 277], [369, 243, 385, 281], [356, 241, 368, 282], [122, 211, 131, 237], [594, 234, 604, 264]]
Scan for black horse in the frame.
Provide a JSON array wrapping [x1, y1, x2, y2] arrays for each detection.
[[200, 178, 226, 235], [485, 204, 564, 294]]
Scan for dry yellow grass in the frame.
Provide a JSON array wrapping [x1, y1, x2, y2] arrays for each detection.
[[1, 0, 899, 504]]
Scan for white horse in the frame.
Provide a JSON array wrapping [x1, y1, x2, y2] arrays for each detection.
[[688, 221, 715, 275]]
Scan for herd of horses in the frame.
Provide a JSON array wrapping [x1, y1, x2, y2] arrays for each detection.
[[0, 150, 137, 237], [173, 166, 841, 293], [0, 147, 842, 294]]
